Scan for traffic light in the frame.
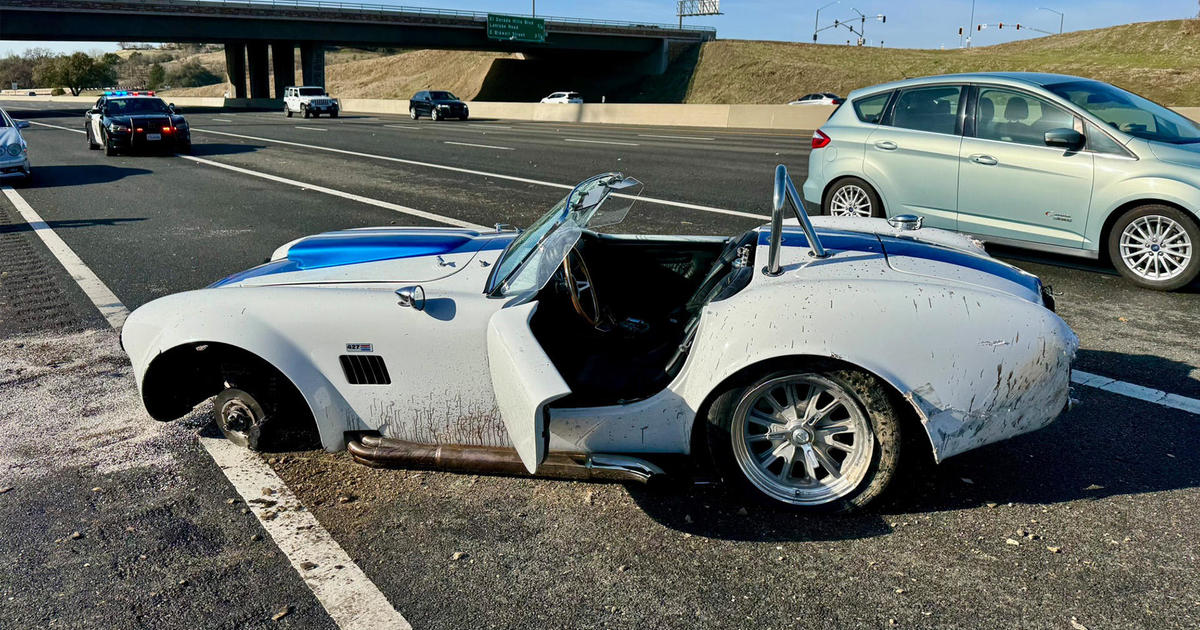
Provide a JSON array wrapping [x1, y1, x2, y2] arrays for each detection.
[[977, 24, 983, 30], [880, 15, 886, 23], [1016, 23, 1022, 30], [999, 22, 1004, 29], [958, 27, 963, 35]]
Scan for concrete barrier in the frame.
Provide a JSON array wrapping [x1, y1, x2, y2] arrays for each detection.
[[5, 94, 1200, 130]]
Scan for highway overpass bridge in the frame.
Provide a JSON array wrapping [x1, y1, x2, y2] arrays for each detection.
[[1, 0, 716, 98]]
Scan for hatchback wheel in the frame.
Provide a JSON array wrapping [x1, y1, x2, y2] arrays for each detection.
[[1108, 204, 1199, 291], [410, 107, 418, 120], [706, 366, 903, 512], [824, 177, 882, 218]]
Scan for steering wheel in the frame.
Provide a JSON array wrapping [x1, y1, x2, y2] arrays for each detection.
[[562, 246, 601, 328]]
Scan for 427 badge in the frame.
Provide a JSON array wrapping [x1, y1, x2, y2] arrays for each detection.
[[345, 343, 374, 353]]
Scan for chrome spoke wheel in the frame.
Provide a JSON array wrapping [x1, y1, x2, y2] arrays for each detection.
[[731, 374, 874, 506], [1120, 215, 1193, 281], [829, 185, 872, 217]]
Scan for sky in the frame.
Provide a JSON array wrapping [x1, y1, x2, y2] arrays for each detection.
[[2, 0, 1196, 55]]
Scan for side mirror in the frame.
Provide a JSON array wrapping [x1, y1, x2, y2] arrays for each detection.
[[16, 120, 30, 129], [86, 108, 96, 116], [1044, 128, 1085, 150], [395, 285, 425, 311]]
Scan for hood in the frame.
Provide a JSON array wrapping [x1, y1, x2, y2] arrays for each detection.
[[0, 127, 24, 146], [210, 227, 513, 288], [1146, 140, 1200, 170]]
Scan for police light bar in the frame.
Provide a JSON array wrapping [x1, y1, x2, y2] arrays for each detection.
[[104, 90, 131, 96]]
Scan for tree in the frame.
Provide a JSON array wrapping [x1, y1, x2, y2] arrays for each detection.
[[32, 52, 118, 95], [148, 63, 165, 90]]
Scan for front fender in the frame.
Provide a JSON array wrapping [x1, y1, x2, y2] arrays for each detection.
[[121, 289, 358, 451], [680, 278, 1078, 462]]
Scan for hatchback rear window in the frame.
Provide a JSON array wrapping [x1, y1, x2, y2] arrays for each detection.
[[852, 91, 892, 124]]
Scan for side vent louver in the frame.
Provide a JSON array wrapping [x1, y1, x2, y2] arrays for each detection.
[[339, 355, 391, 385]]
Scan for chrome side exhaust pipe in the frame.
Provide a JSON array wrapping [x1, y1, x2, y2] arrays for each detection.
[[347, 436, 664, 484]]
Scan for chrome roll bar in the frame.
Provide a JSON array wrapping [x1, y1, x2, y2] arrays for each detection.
[[765, 164, 827, 276]]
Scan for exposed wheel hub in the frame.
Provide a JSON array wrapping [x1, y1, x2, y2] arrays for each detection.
[[789, 426, 814, 446], [221, 399, 256, 435]]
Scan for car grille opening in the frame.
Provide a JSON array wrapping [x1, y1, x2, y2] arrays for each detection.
[[339, 355, 391, 385]]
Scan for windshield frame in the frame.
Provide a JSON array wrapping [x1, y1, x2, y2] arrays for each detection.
[[483, 172, 637, 297], [429, 91, 458, 101], [1044, 79, 1200, 145]]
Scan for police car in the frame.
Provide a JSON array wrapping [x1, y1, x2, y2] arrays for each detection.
[[85, 91, 191, 156]]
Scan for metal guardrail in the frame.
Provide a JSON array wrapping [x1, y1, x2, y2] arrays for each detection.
[[46, 0, 717, 33]]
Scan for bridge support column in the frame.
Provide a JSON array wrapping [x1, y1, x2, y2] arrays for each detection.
[[635, 38, 669, 75], [272, 42, 294, 98], [246, 42, 271, 99], [300, 42, 325, 87], [224, 43, 246, 99]]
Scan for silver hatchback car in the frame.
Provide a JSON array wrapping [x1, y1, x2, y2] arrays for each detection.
[[802, 72, 1200, 290]]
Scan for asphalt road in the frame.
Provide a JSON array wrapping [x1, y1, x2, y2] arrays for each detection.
[[0, 101, 1197, 630]]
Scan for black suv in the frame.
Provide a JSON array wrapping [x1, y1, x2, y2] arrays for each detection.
[[408, 90, 468, 121]]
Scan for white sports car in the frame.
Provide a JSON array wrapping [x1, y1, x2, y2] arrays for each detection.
[[122, 167, 1078, 512]]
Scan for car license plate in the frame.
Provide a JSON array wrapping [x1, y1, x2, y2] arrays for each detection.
[[146, 133, 161, 141]]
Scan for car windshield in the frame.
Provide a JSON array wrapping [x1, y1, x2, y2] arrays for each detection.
[[430, 91, 457, 101], [106, 98, 169, 114], [487, 173, 642, 296], [298, 88, 325, 96], [1046, 80, 1200, 145], [0, 111, 9, 127]]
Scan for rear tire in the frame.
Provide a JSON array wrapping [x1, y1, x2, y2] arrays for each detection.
[[823, 177, 883, 218], [103, 132, 116, 156], [409, 107, 418, 120], [86, 127, 100, 150], [1107, 204, 1199, 291], [285, 105, 293, 118], [705, 364, 903, 513]]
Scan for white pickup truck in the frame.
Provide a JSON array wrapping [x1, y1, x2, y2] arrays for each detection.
[[283, 86, 339, 118]]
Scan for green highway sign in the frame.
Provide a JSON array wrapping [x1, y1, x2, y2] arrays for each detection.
[[487, 14, 546, 43]]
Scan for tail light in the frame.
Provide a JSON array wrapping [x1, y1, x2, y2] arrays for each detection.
[[162, 126, 172, 133], [831, 98, 843, 105], [811, 129, 831, 149]]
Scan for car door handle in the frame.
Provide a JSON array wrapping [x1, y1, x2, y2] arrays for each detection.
[[970, 154, 998, 165], [874, 140, 898, 151]]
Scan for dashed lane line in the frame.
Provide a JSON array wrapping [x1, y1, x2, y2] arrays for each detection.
[[1072, 370, 1200, 415], [637, 134, 715, 141], [211, 118, 234, 122], [186, 127, 772, 220], [295, 126, 327, 132], [444, 140, 514, 150], [563, 138, 640, 146], [0, 183, 413, 630], [383, 124, 420, 130]]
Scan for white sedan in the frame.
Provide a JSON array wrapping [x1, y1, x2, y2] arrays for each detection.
[[121, 167, 1077, 512], [789, 92, 843, 106], [0, 107, 32, 184], [541, 91, 583, 104]]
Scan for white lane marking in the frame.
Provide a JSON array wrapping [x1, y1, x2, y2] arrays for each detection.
[[383, 124, 419, 130], [178, 154, 487, 230], [637, 134, 715, 141], [444, 140, 514, 151], [563, 138, 640, 146], [1072, 370, 1200, 414], [295, 126, 327, 132], [189, 128, 770, 220], [467, 123, 512, 129], [203, 437, 412, 630], [1, 187, 128, 329], [211, 118, 234, 123], [0, 184, 412, 630]]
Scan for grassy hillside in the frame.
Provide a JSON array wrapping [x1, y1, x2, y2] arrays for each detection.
[[677, 19, 1200, 105], [154, 19, 1200, 105]]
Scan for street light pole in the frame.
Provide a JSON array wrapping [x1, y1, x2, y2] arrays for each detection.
[[1039, 7, 1064, 34], [967, 0, 976, 48], [814, 0, 839, 42]]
